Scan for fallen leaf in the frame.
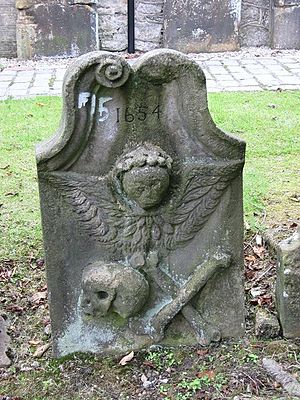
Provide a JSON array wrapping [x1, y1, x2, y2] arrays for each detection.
[[30, 291, 47, 304], [119, 351, 134, 366], [196, 369, 216, 379], [6, 305, 24, 313], [36, 102, 46, 107], [29, 339, 41, 346], [33, 343, 50, 358], [245, 255, 256, 263], [251, 287, 266, 298], [258, 294, 272, 306], [4, 192, 19, 197], [196, 349, 209, 357], [290, 195, 300, 203], [143, 360, 154, 368], [253, 246, 265, 259]]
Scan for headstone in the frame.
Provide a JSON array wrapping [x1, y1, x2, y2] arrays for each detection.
[[273, 1, 300, 49], [36, 49, 246, 357], [0, 316, 11, 368], [276, 228, 300, 338], [163, 0, 240, 52], [0, 0, 17, 58]]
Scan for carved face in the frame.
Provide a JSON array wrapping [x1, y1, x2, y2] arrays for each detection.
[[122, 165, 170, 209], [81, 261, 149, 318]]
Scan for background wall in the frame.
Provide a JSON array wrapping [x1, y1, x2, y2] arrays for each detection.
[[0, 0, 299, 58]]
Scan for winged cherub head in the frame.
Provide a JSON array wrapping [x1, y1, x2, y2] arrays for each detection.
[[114, 144, 173, 210]]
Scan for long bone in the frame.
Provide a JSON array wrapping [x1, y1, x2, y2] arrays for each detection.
[[134, 252, 231, 343]]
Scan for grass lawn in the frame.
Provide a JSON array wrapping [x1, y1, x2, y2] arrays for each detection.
[[0, 91, 299, 399]]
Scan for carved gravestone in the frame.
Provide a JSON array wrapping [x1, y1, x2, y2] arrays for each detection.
[[36, 50, 246, 357]]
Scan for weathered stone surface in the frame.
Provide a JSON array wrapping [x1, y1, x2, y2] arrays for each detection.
[[163, 0, 240, 52], [240, 0, 272, 47], [36, 49, 246, 357], [276, 228, 300, 338], [17, 0, 98, 59], [98, 5, 127, 51], [255, 308, 280, 339], [273, 4, 300, 49], [97, 0, 163, 52], [0, 316, 11, 368], [0, 0, 17, 58]]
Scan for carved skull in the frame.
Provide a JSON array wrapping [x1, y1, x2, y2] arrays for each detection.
[[81, 261, 149, 318]]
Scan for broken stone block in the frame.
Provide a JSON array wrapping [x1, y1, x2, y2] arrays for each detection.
[[36, 49, 246, 357], [0, 316, 11, 368], [255, 308, 280, 339], [276, 228, 300, 338]]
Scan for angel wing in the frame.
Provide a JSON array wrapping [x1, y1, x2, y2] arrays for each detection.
[[45, 171, 126, 247], [164, 160, 243, 249]]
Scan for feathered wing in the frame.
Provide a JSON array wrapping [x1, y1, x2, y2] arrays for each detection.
[[45, 171, 125, 247], [164, 160, 243, 249]]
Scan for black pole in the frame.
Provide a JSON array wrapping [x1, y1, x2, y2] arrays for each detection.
[[128, 0, 135, 54]]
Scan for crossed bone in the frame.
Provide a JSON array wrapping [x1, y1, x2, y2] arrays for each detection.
[[130, 251, 231, 345]]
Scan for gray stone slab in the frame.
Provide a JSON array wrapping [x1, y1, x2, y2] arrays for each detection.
[[224, 86, 263, 92], [226, 66, 248, 73], [273, 5, 300, 49], [36, 50, 246, 357], [0, 316, 11, 367], [0, 81, 10, 88], [17, 1, 98, 58], [9, 82, 30, 90], [163, 0, 240, 52], [255, 75, 282, 84], [232, 73, 254, 81], [280, 76, 300, 84], [239, 59, 262, 65], [203, 61, 223, 67], [210, 67, 229, 75], [258, 59, 282, 65], [28, 87, 49, 95], [276, 229, 300, 338]]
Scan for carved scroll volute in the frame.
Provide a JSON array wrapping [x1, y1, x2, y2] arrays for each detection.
[[36, 52, 132, 172]]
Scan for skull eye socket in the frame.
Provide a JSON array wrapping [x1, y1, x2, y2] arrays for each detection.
[[97, 291, 109, 300]]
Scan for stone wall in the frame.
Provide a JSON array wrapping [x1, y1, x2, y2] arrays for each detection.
[[1, 0, 300, 58], [97, 0, 164, 52], [240, 0, 272, 47], [0, 0, 17, 58], [239, 0, 300, 49]]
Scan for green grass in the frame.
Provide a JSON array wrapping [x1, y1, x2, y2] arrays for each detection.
[[0, 92, 299, 260], [0, 97, 62, 260], [209, 91, 300, 229]]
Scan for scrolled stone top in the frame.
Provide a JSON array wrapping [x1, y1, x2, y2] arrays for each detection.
[[36, 49, 246, 172]]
